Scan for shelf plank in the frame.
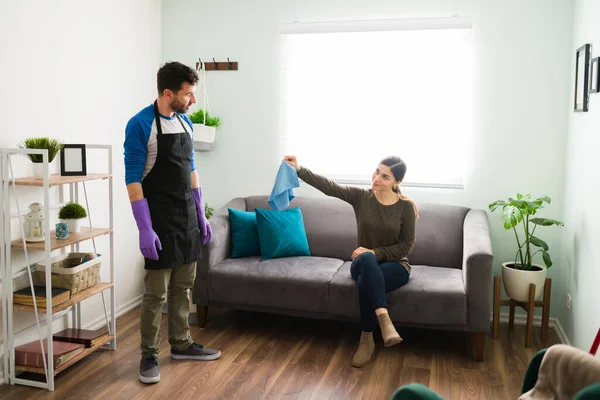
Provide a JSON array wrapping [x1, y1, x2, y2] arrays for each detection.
[[11, 173, 111, 187], [11, 227, 112, 251], [14, 282, 113, 314], [15, 334, 114, 375]]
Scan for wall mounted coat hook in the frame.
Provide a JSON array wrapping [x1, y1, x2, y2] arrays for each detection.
[[202, 59, 238, 71]]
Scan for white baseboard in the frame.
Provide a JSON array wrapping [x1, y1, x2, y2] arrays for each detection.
[[552, 318, 571, 346], [84, 294, 143, 331], [491, 312, 571, 345]]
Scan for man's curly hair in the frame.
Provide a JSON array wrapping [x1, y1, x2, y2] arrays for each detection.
[[157, 61, 198, 95]]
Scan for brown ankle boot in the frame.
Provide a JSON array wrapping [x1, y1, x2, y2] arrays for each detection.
[[377, 312, 403, 347], [351, 332, 375, 367]]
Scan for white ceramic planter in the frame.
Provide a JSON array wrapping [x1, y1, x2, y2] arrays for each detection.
[[32, 163, 46, 179], [61, 218, 82, 234], [502, 262, 547, 302], [192, 124, 216, 151], [32, 160, 58, 179]]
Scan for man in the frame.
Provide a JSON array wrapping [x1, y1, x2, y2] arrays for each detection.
[[124, 61, 221, 384]]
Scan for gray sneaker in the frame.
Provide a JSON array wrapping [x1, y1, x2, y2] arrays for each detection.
[[171, 342, 222, 361], [139, 355, 160, 384]]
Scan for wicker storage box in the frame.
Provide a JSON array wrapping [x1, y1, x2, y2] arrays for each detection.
[[35, 253, 102, 295]]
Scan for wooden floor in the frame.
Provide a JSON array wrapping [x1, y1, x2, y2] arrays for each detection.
[[0, 307, 560, 400]]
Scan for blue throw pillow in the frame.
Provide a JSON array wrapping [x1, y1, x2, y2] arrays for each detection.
[[255, 207, 311, 260], [228, 208, 261, 258]]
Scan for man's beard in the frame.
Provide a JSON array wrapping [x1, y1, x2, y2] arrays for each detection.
[[170, 98, 190, 114]]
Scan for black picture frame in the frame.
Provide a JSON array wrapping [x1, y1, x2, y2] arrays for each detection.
[[574, 43, 591, 112], [590, 57, 600, 94], [60, 144, 87, 176]]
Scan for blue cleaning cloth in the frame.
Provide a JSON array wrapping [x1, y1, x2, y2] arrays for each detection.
[[268, 161, 300, 211]]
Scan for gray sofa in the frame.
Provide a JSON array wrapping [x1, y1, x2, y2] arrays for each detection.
[[193, 195, 493, 361]]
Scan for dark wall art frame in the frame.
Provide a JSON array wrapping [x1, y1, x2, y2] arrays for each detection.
[[574, 43, 591, 112], [590, 56, 600, 95], [60, 144, 87, 176]]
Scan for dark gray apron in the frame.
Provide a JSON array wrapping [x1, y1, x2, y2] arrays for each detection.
[[142, 101, 201, 269]]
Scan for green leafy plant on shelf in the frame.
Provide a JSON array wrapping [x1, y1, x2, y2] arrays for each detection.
[[18, 137, 64, 163], [58, 203, 87, 220], [488, 193, 564, 270], [188, 108, 221, 127]]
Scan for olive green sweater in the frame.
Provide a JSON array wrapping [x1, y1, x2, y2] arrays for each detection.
[[298, 167, 416, 273]]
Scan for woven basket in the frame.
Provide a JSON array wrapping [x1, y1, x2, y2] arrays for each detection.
[[35, 253, 102, 295]]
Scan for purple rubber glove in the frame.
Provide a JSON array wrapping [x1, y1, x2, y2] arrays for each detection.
[[192, 187, 213, 244], [131, 198, 162, 260]]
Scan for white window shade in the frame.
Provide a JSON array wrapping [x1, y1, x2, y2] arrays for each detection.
[[280, 21, 473, 188]]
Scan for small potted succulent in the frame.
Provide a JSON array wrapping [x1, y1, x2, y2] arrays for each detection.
[[58, 202, 87, 233], [188, 108, 220, 151], [18, 137, 64, 179]]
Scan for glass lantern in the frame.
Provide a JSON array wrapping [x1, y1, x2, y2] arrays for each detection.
[[24, 202, 45, 242]]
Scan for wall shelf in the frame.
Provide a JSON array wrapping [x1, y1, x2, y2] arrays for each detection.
[[11, 173, 111, 187], [16, 334, 114, 376], [11, 227, 112, 251], [14, 282, 114, 314]]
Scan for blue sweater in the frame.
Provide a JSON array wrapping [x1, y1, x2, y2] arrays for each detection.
[[123, 103, 196, 185]]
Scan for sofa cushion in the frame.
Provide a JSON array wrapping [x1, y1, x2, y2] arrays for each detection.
[[228, 208, 261, 258], [208, 256, 344, 313], [409, 204, 470, 269], [328, 263, 466, 326], [245, 196, 357, 261], [255, 207, 311, 260]]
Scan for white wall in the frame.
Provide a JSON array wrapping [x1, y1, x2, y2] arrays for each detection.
[[559, 0, 600, 350], [162, 0, 574, 315], [0, 0, 161, 379]]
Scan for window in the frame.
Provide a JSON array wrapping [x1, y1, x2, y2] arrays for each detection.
[[280, 18, 473, 188]]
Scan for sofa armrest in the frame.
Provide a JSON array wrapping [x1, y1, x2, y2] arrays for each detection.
[[462, 209, 494, 332], [192, 197, 246, 305]]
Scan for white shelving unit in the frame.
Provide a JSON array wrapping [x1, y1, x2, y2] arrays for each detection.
[[0, 145, 116, 391]]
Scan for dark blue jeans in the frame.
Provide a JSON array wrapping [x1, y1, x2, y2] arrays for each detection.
[[351, 252, 410, 332]]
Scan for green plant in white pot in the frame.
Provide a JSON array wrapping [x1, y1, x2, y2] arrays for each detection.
[[58, 202, 87, 234], [18, 137, 64, 179], [188, 108, 220, 151], [489, 193, 564, 302]]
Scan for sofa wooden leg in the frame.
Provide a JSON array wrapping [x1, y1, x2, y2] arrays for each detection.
[[493, 276, 501, 339], [196, 305, 208, 327], [472, 332, 485, 362]]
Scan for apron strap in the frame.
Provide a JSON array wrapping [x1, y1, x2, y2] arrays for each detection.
[[153, 100, 163, 137], [174, 113, 189, 134]]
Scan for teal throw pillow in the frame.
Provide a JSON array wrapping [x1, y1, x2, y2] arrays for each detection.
[[228, 208, 261, 258], [255, 207, 311, 260]]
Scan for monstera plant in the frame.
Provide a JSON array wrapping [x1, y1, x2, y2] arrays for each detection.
[[489, 193, 564, 302]]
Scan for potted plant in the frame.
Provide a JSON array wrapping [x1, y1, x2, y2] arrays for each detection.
[[489, 193, 564, 302], [188, 108, 220, 151], [18, 137, 64, 179], [58, 202, 87, 233]]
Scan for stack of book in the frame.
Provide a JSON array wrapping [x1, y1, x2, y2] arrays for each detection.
[[53, 327, 110, 348], [14, 340, 84, 370], [14, 327, 110, 370], [13, 286, 71, 307]]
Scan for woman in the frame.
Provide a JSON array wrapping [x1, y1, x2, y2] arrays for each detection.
[[284, 155, 418, 368]]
